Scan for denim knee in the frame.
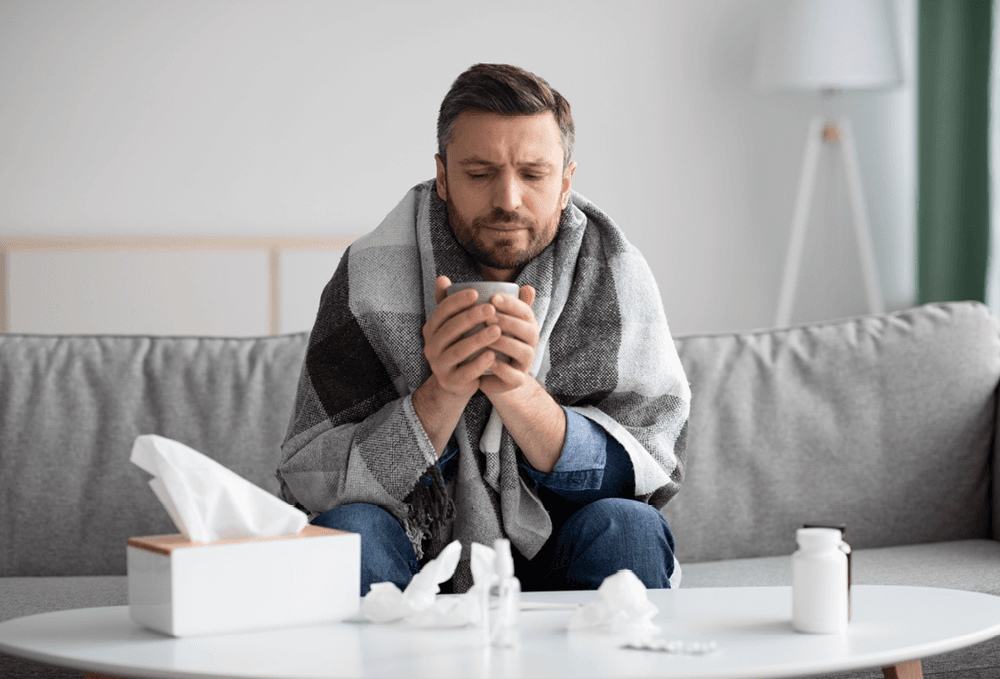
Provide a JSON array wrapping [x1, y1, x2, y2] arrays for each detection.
[[554, 497, 676, 590], [312, 502, 399, 535], [566, 498, 675, 550], [311, 503, 418, 595]]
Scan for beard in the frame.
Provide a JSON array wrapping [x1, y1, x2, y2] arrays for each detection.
[[446, 195, 562, 271]]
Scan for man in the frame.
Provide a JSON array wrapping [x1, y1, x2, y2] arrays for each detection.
[[276, 63, 689, 594]]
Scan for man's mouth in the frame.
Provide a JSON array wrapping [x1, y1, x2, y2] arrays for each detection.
[[485, 221, 531, 231]]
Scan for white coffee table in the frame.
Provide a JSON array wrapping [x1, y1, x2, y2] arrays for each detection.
[[2, 586, 999, 679]]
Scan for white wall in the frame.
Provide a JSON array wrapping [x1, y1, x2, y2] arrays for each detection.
[[0, 0, 915, 336]]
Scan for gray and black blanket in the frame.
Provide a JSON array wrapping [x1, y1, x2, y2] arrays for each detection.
[[277, 179, 690, 591]]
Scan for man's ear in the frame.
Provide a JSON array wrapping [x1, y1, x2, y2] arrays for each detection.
[[560, 161, 577, 209], [435, 154, 448, 201]]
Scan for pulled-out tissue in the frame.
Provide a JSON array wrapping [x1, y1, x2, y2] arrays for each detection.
[[568, 569, 661, 637], [362, 540, 499, 628], [130, 434, 308, 543], [363, 540, 462, 624]]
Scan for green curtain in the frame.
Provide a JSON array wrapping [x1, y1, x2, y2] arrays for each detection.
[[918, 0, 992, 304]]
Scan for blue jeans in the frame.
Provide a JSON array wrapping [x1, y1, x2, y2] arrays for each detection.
[[312, 498, 675, 595]]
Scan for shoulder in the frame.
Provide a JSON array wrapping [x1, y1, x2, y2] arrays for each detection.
[[351, 179, 437, 254], [569, 192, 652, 274]]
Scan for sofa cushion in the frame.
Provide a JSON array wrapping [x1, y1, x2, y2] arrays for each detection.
[[0, 576, 126, 623], [667, 302, 1000, 563], [0, 333, 310, 577], [681, 538, 1000, 595]]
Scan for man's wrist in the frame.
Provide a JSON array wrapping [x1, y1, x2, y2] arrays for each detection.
[[487, 377, 566, 473], [412, 374, 473, 456], [486, 372, 542, 406]]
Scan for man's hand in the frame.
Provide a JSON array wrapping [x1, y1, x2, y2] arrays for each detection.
[[422, 275, 502, 398], [479, 285, 567, 474], [413, 275, 500, 456], [414, 277, 566, 469], [478, 285, 539, 397]]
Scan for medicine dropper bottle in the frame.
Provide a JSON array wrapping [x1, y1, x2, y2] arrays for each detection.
[[492, 538, 521, 647], [791, 527, 849, 634]]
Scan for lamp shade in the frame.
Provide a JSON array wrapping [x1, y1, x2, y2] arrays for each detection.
[[754, 0, 902, 92]]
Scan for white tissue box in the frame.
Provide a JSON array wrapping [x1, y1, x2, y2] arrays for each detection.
[[127, 525, 360, 637]]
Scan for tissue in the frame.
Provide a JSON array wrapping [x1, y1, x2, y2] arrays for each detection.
[[568, 569, 661, 637], [360, 583, 407, 624], [362, 540, 463, 624], [130, 434, 307, 543], [362, 540, 497, 628]]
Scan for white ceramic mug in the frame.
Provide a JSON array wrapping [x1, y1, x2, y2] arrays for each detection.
[[446, 281, 520, 374]]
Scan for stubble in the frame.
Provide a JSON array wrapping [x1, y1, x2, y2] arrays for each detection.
[[447, 195, 562, 271]]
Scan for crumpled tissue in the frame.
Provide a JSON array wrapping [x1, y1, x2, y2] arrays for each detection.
[[362, 540, 498, 628], [567, 569, 661, 637], [130, 434, 308, 543]]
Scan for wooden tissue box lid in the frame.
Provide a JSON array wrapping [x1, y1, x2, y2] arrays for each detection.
[[127, 525, 347, 556]]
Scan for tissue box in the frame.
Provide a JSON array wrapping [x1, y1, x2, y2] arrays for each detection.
[[127, 525, 360, 637]]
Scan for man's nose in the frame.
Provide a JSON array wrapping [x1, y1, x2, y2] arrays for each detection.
[[492, 172, 523, 213]]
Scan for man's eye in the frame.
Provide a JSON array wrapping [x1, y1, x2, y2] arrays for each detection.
[[523, 175, 542, 180], [468, 173, 488, 179]]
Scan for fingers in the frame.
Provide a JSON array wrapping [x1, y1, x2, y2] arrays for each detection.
[[483, 293, 539, 348], [423, 278, 540, 396], [434, 275, 452, 305], [425, 283, 481, 342], [480, 288, 539, 379], [442, 324, 501, 370], [429, 300, 497, 356], [423, 280, 502, 395], [430, 325, 499, 394], [478, 350, 532, 394], [487, 291, 535, 323], [484, 335, 534, 371], [480, 355, 521, 382], [520, 284, 536, 308]]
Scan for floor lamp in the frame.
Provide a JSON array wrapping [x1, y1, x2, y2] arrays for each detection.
[[754, 0, 902, 328]]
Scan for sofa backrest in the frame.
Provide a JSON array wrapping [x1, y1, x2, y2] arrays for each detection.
[[0, 332, 309, 577], [3, 302, 997, 576], [665, 301, 1000, 563]]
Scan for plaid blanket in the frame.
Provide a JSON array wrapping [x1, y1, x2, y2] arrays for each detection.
[[277, 179, 689, 591]]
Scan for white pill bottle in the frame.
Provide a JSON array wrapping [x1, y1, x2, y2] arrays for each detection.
[[791, 527, 849, 634]]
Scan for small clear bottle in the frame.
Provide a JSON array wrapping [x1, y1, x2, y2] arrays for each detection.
[[492, 539, 521, 648], [792, 527, 849, 634]]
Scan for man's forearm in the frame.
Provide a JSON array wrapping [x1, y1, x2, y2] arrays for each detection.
[[488, 378, 566, 473], [411, 374, 474, 457]]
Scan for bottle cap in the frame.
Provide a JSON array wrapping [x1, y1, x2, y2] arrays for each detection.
[[803, 522, 846, 536], [796, 527, 843, 549]]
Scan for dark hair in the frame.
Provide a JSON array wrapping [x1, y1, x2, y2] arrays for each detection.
[[437, 63, 574, 169]]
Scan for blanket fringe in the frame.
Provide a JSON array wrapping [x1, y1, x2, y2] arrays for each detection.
[[405, 462, 455, 561]]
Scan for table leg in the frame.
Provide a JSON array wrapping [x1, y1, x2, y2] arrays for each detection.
[[882, 659, 923, 679]]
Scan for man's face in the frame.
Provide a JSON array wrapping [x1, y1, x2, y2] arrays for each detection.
[[435, 110, 577, 281]]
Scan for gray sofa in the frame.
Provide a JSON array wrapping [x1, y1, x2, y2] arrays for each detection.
[[2, 301, 998, 678]]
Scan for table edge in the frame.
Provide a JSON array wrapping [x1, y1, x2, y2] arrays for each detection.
[[3, 586, 1000, 679]]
